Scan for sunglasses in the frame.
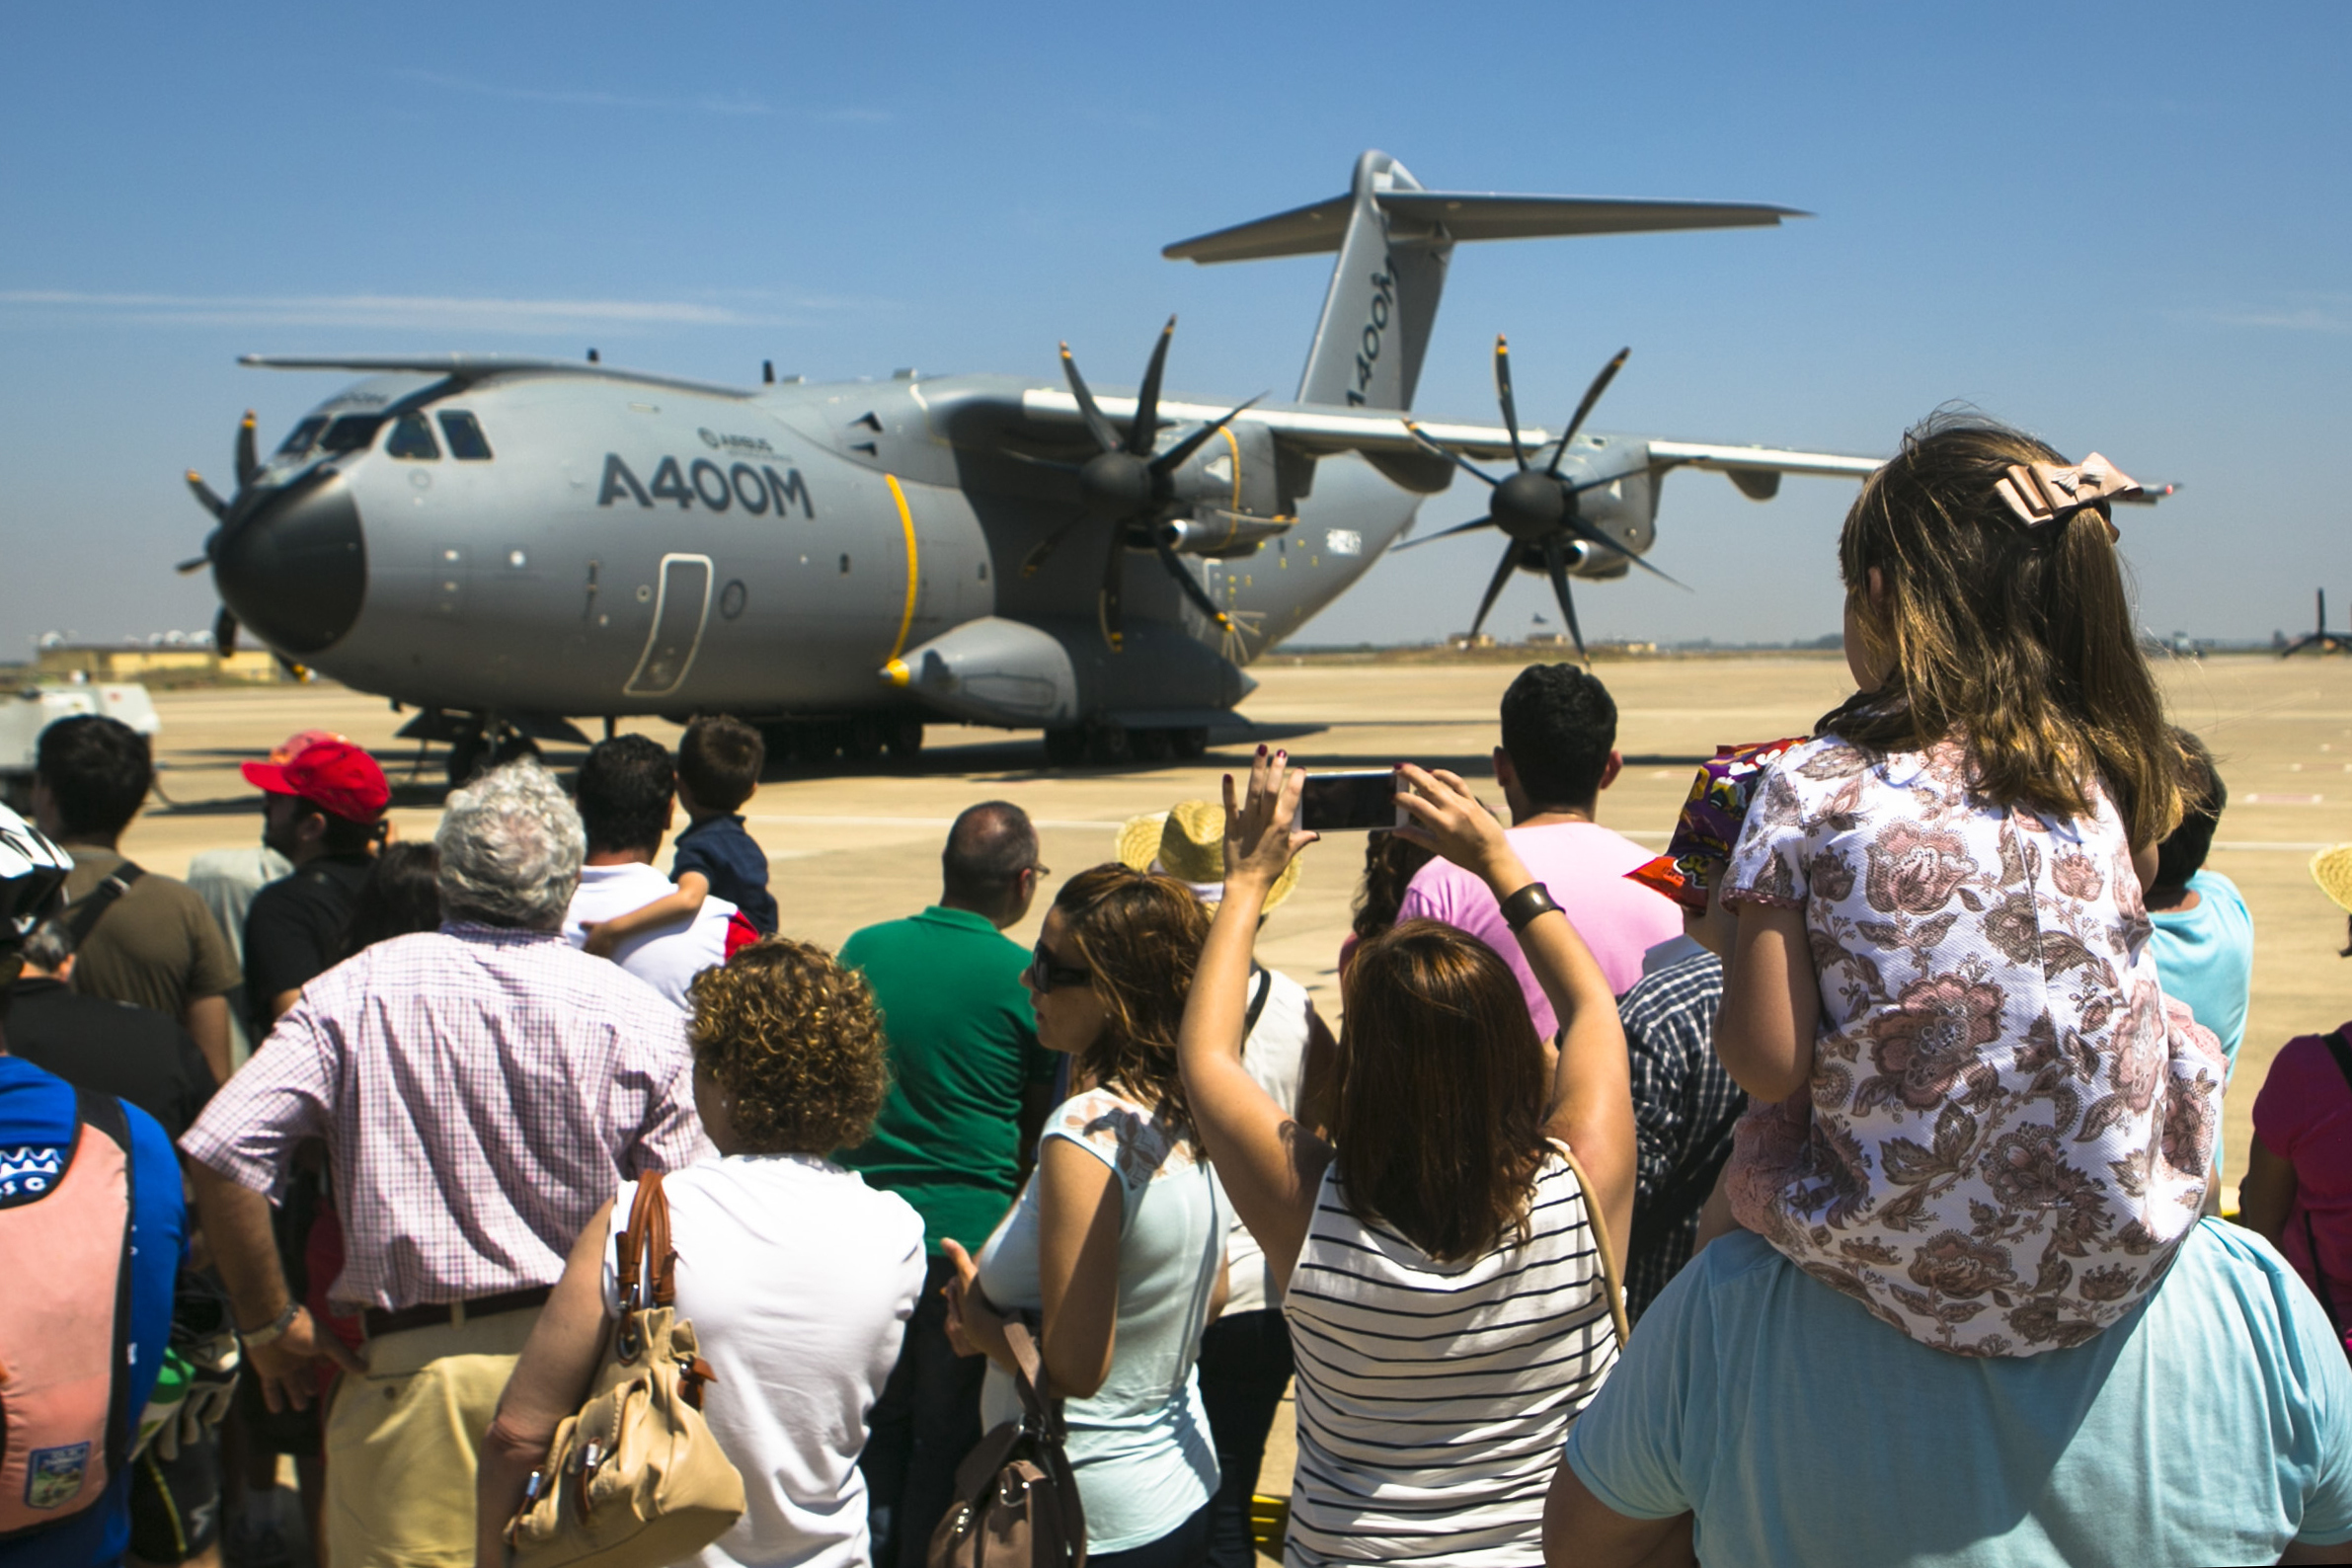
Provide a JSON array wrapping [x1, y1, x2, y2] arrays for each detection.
[[1026, 942, 1091, 994]]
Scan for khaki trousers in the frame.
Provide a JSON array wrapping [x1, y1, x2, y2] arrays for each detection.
[[324, 1307, 541, 1568]]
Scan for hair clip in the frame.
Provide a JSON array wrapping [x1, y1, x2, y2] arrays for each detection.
[[1993, 452, 2141, 538]]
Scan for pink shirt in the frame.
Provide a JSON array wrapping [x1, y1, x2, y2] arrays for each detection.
[[1396, 821, 1682, 1034], [2252, 1025, 2352, 1349]]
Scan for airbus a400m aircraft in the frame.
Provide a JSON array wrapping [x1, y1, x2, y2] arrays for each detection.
[[180, 150, 1887, 780]]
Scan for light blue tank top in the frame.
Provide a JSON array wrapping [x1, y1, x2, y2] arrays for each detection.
[[975, 1087, 1225, 1554]]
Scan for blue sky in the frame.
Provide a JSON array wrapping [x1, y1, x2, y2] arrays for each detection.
[[3, 1, 2345, 654]]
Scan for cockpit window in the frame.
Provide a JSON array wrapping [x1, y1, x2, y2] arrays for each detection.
[[319, 415, 384, 454], [275, 417, 329, 459], [385, 413, 440, 460], [437, 411, 494, 461]]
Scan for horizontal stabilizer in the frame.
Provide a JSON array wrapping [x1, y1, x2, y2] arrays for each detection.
[[1164, 191, 1807, 265]]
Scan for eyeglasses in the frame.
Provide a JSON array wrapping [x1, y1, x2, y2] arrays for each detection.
[[1026, 942, 1091, 994]]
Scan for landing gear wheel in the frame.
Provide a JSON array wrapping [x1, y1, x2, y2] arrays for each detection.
[[1043, 728, 1087, 767], [1084, 724, 1132, 766], [490, 732, 539, 768], [887, 720, 925, 758], [842, 719, 885, 765], [1134, 729, 1175, 762], [445, 732, 486, 789], [1172, 727, 1209, 759]]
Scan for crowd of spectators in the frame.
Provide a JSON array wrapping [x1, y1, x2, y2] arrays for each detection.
[[3, 415, 2351, 1568]]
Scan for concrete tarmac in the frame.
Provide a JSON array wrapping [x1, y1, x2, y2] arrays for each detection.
[[92, 650, 2352, 1538]]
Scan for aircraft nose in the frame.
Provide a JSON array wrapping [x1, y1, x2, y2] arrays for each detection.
[[213, 470, 366, 655]]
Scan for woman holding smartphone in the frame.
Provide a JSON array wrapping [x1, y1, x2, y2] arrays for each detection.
[[1178, 751, 1637, 1567], [942, 866, 1227, 1567]]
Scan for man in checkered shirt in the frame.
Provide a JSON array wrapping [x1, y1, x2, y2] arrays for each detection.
[[182, 761, 708, 1568], [1618, 942, 1748, 1322]]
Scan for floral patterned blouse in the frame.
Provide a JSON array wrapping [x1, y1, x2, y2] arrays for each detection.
[[1720, 737, 2225, 1357]]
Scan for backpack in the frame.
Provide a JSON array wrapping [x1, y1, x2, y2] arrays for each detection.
[[0, 1087, 137, 1540]]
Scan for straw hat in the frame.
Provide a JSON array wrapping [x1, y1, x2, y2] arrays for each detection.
[[1116, 799, 1301, 912], [2313, 844, 2352, 914]]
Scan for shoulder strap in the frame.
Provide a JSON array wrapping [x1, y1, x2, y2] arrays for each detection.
[[72, 1090, 138, 1483], [2322, 1030, 2352, 1097], [64, 862, 145, 947], [1242, 965, 1274, 1039], [1553, 1140, 1633, 1354], [613, 1171, 675, 1310]]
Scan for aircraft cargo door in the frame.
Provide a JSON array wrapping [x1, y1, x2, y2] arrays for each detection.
[[624, 553, 713, 696]]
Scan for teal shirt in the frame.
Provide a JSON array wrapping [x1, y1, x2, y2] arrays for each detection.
[[1566, 1222, 2352, 1567], [836, 906, 1054, 1256], [2149, 868, 2254, 1067]]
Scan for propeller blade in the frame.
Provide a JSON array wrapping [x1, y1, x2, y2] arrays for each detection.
[[1021, 515, 1089, 578], [1540, 536, 1590, 665], [1544, 348, 1630, 477], [186, 470, 228, 520], [1059, 343, 1122, 455], [1493, 336, 1529, 470], [1098, 528, 1127, 651], [176, 529, 219, 574], [1467, 544, 1520, 643], [999, 448, 1083, 475], [235, 411, 260, 490], [1394, 517, 1497, 552], [213, 606, 239, 656], [1146, 394, 1264, 477], [1129, 316, 1175, 458], [1152, 536, 1235, 632], [1402, 422, 1500, 488]]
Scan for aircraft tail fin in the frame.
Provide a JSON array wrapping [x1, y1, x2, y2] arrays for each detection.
[[1162, 151, 1807, 411]]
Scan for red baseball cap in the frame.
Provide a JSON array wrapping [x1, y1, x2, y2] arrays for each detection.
[[242, 739, 390, 823]]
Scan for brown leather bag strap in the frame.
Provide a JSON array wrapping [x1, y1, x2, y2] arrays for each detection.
[[1552, 1140, 1633, 1353], [614, 1171, 676, 1310]]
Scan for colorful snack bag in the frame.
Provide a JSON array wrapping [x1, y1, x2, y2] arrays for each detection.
[[1626, 738, 1807, 911]]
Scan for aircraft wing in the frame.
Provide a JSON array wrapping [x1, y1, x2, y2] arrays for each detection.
[[1014, 389, 1891, 478]]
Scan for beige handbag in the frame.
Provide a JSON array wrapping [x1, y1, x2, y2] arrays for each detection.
[[505, 1172, 748, 1568], [926, 1318, 1085, 1568]]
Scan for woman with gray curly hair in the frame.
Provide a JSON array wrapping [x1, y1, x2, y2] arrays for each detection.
[[479, 937, 926, 1568], [434, 759, 586, 929]]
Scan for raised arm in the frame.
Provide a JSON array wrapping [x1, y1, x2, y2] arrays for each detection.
[[1393, 764, 1635, 1274], [583, 872, 710, 958], [1177, 748, 1332, 1294]]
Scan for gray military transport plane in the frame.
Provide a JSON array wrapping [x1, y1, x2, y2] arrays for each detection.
[[179, 149, 1886, 781]]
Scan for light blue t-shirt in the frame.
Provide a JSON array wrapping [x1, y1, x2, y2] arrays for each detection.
[[2150, 868, 2254, 1069], [976, 1088, 1223, 1554], [1565, 1222, 2352, 1568]]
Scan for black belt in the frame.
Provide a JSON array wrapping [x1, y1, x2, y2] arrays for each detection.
[[362, 1286, 552, 1340]]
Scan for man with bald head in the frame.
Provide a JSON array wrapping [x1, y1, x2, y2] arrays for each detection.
[[837, 801, 1058, 1566]]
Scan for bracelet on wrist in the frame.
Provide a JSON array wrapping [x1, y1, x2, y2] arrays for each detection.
[[1498, 881, 1562, 933], [240, 1300, 300, 1349]]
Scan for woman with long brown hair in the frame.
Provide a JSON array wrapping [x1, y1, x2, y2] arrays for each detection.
[[1179, 750, 1635, 1567], [942, 866, 1227, 1567]]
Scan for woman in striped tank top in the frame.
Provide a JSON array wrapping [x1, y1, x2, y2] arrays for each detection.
[[1177, 752, 1637, 1567]]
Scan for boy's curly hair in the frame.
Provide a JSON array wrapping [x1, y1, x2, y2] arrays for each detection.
[[686, 937, 890, 1154]]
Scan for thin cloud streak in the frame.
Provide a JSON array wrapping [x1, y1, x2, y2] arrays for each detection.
[[2200, 296, 2352, 335], [0, 290, 885, 333]]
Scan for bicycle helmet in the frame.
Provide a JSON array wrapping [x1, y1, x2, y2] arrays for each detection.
[[0, 803, 71, 951]]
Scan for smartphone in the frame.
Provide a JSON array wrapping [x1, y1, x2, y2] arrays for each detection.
[[1297, 769, 1407, 832]]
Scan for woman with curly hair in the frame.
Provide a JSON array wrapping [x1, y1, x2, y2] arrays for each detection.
[[477, 938, 926, 1568], [941, 865, 1228, 1567]]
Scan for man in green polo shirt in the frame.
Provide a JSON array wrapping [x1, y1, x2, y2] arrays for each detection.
[[840, 800, 1056, 1568]]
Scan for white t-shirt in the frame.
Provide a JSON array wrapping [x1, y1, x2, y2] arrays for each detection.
[[604, 1157, 925, 1568], [564, 860, 738, 1012], [1221, 968, 1311, 1316]]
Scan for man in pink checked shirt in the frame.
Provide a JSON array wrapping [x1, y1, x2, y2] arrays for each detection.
[[180, 761, 708, 1568]]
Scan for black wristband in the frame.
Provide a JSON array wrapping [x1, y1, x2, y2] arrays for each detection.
[[1498, 881, 1561, 933]]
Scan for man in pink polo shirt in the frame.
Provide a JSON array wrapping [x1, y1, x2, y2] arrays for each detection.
[[1398, 664, 1679, 1032]]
